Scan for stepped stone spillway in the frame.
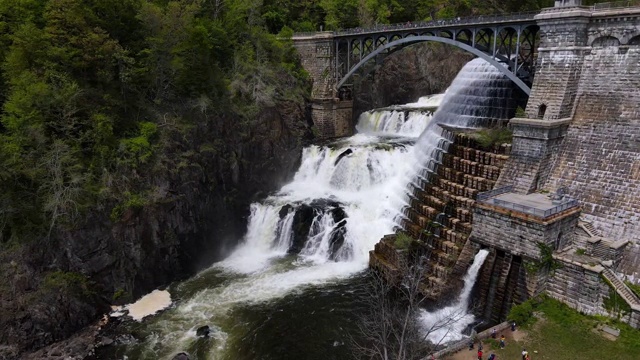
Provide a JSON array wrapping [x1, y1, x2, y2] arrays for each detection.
[[369, 129, 511, 299]]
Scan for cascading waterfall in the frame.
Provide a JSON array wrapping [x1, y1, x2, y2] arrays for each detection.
[[109, 58, 519, 359], [403, 59, 517, 345], [420, 249, 490, 344], [112, 95, 441, 359]]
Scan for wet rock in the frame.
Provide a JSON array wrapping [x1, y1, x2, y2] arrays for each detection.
[[97, 337, 114, 347], [114, 334, 136, 345], [329, 206, 348, 260], [196, 325, 211, 338], [279, 204, 294, 219], [288, 205, 316, 254], [172, 352, 190, 360], [334, 148, 353, 166]]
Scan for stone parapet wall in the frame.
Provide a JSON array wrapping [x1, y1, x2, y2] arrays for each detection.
[[546, 260, 609, 316], [471, 205, 580, 260], [587, 10, 640, 46]]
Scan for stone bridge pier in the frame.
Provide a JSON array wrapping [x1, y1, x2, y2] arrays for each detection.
[[292, 33, 354, 139]]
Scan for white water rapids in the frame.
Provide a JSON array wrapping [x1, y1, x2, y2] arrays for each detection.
[[122, 99, 439, 358], [115, 58, 516, 359]]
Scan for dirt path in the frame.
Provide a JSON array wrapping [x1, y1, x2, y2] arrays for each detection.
[[444, 329, 527, 360]]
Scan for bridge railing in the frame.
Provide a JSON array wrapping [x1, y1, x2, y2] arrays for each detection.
[[477, 185, 580, 219], [592, 0, 640, 10], [334, 11, 538, 36], [476, 185, 514, 202], [309, 11, 538, 37], [490, 198, 580, 219]]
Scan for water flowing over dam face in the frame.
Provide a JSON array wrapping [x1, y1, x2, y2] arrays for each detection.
[[103, 58, 518, 359]]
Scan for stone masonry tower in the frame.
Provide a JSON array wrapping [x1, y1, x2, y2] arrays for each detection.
[[292, 33, 354, 139], [527, 0, 588, 121], [496, 1, 589, 194]]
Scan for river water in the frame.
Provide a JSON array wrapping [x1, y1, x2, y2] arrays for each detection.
[[98, 58, 515, 360]]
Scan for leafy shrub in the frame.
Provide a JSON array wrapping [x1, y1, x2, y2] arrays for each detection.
[[43, 271, 94, 298], [508, 298, 535, 326], [625, 281, 640, 298], [110, 192, 147, 221], [473, 127, 513, 149], [394, 232, 413, 250]]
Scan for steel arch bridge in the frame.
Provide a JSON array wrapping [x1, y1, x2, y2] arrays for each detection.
[[332, 14, 540, 95]]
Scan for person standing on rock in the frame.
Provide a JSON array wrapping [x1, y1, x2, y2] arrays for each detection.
[[511, 321, 516, 331], [491, 328, 497, 339]]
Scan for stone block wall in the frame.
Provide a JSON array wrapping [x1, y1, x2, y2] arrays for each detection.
[[334, 100, 354, 137], [528, 9, 590, 120], [546, 260, 610, 316], [471, 204, 580, 260], [293, 33, 336, 99], [587, 10, 640, 46], [544, 45, 640, 242], [294, 34, 355, 138], [310, 100, 354, 138], [496, 118, 570, 193]]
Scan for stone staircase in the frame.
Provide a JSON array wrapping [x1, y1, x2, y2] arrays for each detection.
[[601, 268, 640, 310], [579, 220, 601, 237]]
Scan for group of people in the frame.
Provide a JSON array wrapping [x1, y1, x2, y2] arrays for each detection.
[[429, 322, 536, 360], [466, 322, 531, 360]]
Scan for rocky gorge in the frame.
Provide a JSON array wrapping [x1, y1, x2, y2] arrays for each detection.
[[0, 100, 312, 359]]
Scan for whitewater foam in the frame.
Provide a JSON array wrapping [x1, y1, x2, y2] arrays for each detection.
[[419, 249, 489, 345]]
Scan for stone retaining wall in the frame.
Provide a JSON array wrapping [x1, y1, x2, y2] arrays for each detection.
[[546, 259, 609, 316]]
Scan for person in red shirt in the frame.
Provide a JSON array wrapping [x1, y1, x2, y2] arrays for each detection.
[[477, 349, 483, 360]]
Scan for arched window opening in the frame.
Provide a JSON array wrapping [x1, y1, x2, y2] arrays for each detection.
[[537, 104, 547, 119]]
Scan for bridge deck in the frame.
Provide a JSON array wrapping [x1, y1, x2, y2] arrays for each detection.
[[334, 12, 538, 38]]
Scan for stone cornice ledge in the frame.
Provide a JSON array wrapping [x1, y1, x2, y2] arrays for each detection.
[[554, 253, 604, 273], [537, 46, 592, 52], [509, 117, 573, 128], [535, 7, 593, 20]]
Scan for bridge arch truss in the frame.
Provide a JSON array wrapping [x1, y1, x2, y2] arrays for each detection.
[[334, 20, 539, 95]]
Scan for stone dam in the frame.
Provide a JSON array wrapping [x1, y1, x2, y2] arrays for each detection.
[[293, 1, 640, 329]]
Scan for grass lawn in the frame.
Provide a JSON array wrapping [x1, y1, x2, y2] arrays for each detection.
[[445, 298, 640, 360]]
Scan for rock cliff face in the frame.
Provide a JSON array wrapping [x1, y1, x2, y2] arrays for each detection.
[[352, 43, 474, 118], [0, 101, 312, 358]]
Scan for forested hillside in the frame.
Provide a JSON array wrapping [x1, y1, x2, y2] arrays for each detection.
[[262, 0, 607, 32], [0, 0, 311, 356], [0, 0, 308, 246]]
